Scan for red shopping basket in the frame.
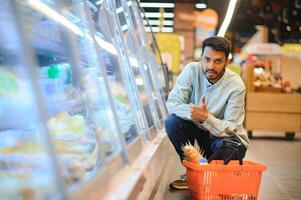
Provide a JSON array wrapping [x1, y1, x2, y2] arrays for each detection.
[[183, 160, 266, 200]]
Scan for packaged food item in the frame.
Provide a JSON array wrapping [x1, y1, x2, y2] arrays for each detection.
[[47, 111, 87, 138], [182, 141, 208, 165], [0, 67, 18, 97]]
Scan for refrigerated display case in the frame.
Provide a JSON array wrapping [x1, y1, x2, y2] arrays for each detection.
[[0, 1, 64, 199], [11, 0, 130, 196], [0, 0, 170, 199]]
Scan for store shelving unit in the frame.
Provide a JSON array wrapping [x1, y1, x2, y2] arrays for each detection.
[[0, 0, 169, 199], [242, 43, 301, 140]]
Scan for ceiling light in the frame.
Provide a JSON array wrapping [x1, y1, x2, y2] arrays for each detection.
[[217, 0, 238, 37], [95, 0, 103, 5], [116, 6, 124, 14], [195, 3, 207, 9], [145, 27, 174, 33], [140, 3, 175, 8], [144, 12, 175, 18], [121, 24, 128, 31], [228, 53, 233, 60], [143, 20, 174, 26]]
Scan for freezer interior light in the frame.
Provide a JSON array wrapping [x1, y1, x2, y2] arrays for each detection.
[[95, 36, 118, 55], [135, 77, 144, 86], [28, 0, 84, 37], [129, 57, 139, 68]]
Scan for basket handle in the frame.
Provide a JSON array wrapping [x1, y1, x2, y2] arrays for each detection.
[[207, 139, 244, 165], [224, 148, 243, 165]]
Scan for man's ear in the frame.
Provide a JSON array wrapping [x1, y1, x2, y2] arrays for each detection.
[[225, 59, 230, 67]]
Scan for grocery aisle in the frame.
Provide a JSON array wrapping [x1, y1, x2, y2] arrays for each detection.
[[157, 131, 301, 200]]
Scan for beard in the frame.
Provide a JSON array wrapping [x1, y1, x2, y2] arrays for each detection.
[[203, 66, 226, 84]]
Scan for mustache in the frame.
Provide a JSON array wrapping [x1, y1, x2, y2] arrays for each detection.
[[205, 69, 217, 73]]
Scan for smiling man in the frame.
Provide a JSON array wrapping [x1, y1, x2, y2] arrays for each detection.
[[165, 36, 249, 190]]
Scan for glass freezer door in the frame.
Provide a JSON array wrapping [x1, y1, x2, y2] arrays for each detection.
[[98, 1, 156, 135], [62, 0, 126, 160], [111, 0, 162, 128], [13, 0, 127, 194], [88, 1, 151, 141], [0, 1, 63, 199], [128, 0, 168, 117], [120, 0, 167, 119]]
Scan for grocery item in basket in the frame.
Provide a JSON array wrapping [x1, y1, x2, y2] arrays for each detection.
[[181, 141, 208, 165], [183, 160, 267, 200]]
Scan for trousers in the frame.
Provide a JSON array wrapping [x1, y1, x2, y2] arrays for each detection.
[[164, 114, 247, 163]]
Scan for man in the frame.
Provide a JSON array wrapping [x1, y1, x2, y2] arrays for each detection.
[[165, 36, 249, 190]]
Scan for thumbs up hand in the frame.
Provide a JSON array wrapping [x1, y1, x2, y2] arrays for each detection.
[[190, 96, 209, 122]]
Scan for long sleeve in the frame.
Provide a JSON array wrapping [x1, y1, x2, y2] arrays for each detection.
[[166, 64, 194, 119], [166, 66, 249, 147], [203, 88, 246, 137]]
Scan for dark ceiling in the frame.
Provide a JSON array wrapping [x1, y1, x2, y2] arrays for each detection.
[[228, 0, 301, 44], [140, 0, 301, 45]]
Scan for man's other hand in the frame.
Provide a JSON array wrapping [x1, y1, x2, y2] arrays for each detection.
[[190, 96, 209, 122]]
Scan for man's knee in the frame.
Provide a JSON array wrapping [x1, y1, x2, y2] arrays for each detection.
[[164, 114, 176, 132], [164, 114, 184, 135]]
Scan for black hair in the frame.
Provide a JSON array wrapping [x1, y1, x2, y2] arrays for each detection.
[[202, 36, 232, 59]]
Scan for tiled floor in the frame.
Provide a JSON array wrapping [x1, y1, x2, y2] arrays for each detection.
[[160, 131, 301, 200]]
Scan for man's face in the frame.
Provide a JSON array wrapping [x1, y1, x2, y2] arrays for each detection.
[[201, 46, 229, 84]]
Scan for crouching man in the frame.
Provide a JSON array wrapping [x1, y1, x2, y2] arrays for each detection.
[[165, 36, 249, 190]]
